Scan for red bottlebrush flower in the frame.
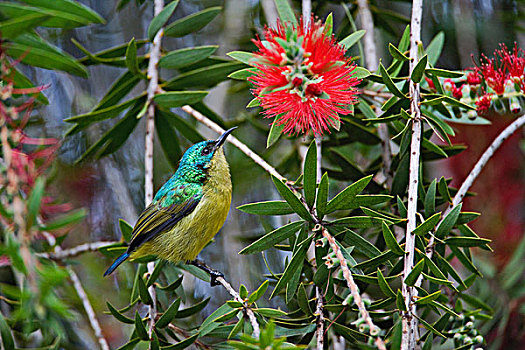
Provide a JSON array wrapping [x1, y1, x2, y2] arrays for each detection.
[[249, 16, 360, 136], [425, 77, 435, 91], [452, 84, 463, 99], [475, 94, 492, 116], [466, 71, 481, 85]]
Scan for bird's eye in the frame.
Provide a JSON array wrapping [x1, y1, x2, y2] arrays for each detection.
[[201, 146, 211, 155]]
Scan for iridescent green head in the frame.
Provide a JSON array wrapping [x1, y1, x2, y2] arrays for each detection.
[[175, 127, 236, 183]]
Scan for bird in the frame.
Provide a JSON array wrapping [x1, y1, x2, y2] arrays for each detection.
[[104, 127, 236, 285]]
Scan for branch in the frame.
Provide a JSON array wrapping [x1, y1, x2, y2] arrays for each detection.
[[181, 105, 284, 181], [356, 0, 392, 188], [42, 232, 109, 350], [420, 113, 525, 267], [321, 228, 386, 350], [215, 276, 260, 338], [402, 1, 424, 349], [37, 241, 118, 260], [145, 0, 165, 342], [315, 286, 325, 350]]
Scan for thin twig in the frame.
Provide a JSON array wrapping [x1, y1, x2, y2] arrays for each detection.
[[181, 105, 284, 181], [420, 113, 525, 267], [145, 0, 165, 342], [356, 0, 393, 188], [215, 276, 260, 338], [37, 241, 119, 260], [42, 232, 109, 350], [402, 1, 424, 349], [321, 228, 387, 350], [313, 133, 324, 350]]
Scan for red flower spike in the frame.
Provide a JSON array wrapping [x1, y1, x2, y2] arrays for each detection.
[[452, 84, 463, 99], [249, 16, 360, 136], [466, 71, 482, 85], [475, 94, 492, 116]]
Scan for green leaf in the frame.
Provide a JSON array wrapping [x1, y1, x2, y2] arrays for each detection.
[[422, 255, 447, 280], [323, 13, 333, 36], [326, 175, 372, 213], [253, 308, 287, 318], [352, 66, 371, 79], [161, 334, 198, 350], [303, 141, 317, 209], [396, 290, 406, 311], [425, 32, 445, 66], [146, 260, 166, 287], [272, 176, 312, 221], [414, 314, 446, 339], [134, 311, 149, 340], [415, 290, 441, 305], [27, 177, 45, 228], [95, 71, 141, 111], [274, 0, 297, 25], [0, 313, 14, 350], [357, 100, 377, 120], [412, 212, 441, 236], [164, 62, 245, 90], [404, 259, 424, 286], [340, 30, 366, 51], [164, 6, 221, 37], [316, 173, 329, 219], [380, 62, 405, 98], [0, 13, 49, 39], [64, 95, 142, 125], [160, 45, 218, 69], [270, 245, 307, 299], [438, 177, 452, 203], [40, 208, 87, 231], [228, 318, 244, 339], [332, 216, 392, 229], [424, 179, 437, 218], [388, 43, 409, 61], [425, 68, 463, 78], [445, 237, 491, 247], [199, 303, 233, 336], [0, 3, 90, 29], [229, 68, 257, 80], [382, 222, 404, 255], [226, 51, 257, 66], [137, 276, 153, 305], [154, 91, 208, 108], [5, 35, 88, 77], [449, 246, 481, 276], [125, 38, 141, 77], [239, 221, 303, 254], [459, 293, 493, 312], [159, 276, 183, 291], [156, 298, 181, 328], [237, 201, 293, 216], [148, 0, 179, 40], [421, 272, 452, 286], [17, 0, 104, 24], [339, 229, 381, 258], [106, 302, 134, 324], [267, 118, 285, 147], [155, 110, 182, 169], [247, 97, 260, 108], [377, 268, 396, 297], [175, 297, 210, 319], [435, 204, 462, 238], [411, 54, 427, 83], [248, 280, 269, 304]]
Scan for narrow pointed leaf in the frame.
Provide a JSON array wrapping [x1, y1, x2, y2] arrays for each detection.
[[445, 237, 491, 247], [148, 0, 179, 40], [240, 221, 303, 254], [274, 0, 297, 25], [161, 334, 198, 350], [377, 268, 396, 297], [435, 204, 462, 238], [237, 201, 293, 215], [316, 173, 329, 219], [137, 276, 153, 305], [340, 30, 366, 50], [270, 245, 307, 299], [175, 297, 210, 318], [164, 7, 221, 37], [412, 212, 441, 236], [153, 91, 207, 107], [226, 51, 257, 66], [424, 179, 437, 217], [379, 62, 405, 98], [134, 312, 149, 340], [396, 290, 406, 311], [326, 175, 373, 213], [426, 31, 444, 65], [411, 54, 427, 83], [382, 222, 404, 255], [106, 302, 134, 324], [156, 298, 181, 328], [415, 290, 442, 305], [404, 259, 424, 286], [388, 43, 409, 61], [272, 176, 312, 221], [160, 46, 218, 69], [303, 141, 317, 208]]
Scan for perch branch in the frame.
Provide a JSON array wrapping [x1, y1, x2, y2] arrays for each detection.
[[215, 276, 260, 338], [402, 1, 424, 349], [321, 228, 386, 350], [37, 241, 119, 260], [420, 113, 525, 267]]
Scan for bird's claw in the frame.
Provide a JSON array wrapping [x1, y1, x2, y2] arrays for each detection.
[[209, 270, 224, 287]]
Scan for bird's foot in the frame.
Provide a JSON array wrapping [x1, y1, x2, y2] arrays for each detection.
[[189, 259, 224, 287]]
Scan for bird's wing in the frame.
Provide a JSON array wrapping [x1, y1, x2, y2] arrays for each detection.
[[127, 185, 202, 253]]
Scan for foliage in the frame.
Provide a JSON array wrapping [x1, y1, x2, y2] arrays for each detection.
[[0, 0, 523, 349]]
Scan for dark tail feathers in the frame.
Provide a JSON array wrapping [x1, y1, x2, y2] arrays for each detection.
[[104, 252, 129, 276]]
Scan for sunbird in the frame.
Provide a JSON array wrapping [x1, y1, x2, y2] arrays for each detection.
[[104, 127, 236, 285]]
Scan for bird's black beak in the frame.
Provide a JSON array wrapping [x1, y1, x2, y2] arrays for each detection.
[[213, 127, 237, 151]]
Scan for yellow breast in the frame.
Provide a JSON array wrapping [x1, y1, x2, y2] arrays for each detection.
[[135, 148, 232, 262]]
